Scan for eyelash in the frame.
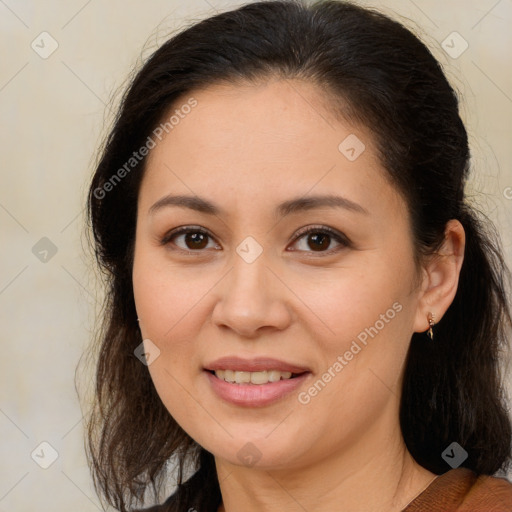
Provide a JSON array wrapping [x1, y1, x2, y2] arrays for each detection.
[[160, 225, 351, 256]]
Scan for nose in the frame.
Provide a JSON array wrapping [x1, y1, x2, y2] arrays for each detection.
[[210, 250, 292, 338]]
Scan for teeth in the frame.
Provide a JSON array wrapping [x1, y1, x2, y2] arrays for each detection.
[[214, 369, 293, 384], [235, 370, 251, 383]]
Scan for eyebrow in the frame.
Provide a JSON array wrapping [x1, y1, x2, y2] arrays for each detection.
[[148, 193, 369, 217]]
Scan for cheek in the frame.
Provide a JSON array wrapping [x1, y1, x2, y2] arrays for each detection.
[[289, 257, 415, 340], [132, 247, 211, 341], [132, 249, 217, 399], [132, 255, 209, 430]]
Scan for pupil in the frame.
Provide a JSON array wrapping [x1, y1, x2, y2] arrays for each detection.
[[309, 233, 329, 251], [186, 232, 207, 249]]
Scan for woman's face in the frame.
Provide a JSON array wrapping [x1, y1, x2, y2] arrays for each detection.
[[133, 79, 426, 470]]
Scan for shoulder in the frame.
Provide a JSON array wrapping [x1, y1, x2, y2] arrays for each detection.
[[132, 466, 220, 512], [459, 471, 512, 511], [404, 467, 512, 511]]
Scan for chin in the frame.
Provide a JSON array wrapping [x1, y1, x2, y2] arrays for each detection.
[[202, 435, 308, 471]]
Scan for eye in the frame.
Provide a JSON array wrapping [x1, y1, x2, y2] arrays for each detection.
[[288, 225, 350, 254], [160, 224, 350, 255], [160, 226, 220, 252]]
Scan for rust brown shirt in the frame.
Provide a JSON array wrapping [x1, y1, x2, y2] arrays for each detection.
[[403, 468, 512, 511], [139, 467, 512, 511]]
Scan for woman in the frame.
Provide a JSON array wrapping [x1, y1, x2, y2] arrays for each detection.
[[84, 1, 512, 510]]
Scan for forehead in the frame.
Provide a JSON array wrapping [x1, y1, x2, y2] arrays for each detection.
[[139, 78, 403, 219], [155, 79, 358, 153]]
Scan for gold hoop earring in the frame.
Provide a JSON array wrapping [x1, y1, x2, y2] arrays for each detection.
[[427, 313, 435, 340]]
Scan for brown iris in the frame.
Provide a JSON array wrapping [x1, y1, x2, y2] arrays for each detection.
[[307, 232, 331, 251], [184, 232, 209, 250]]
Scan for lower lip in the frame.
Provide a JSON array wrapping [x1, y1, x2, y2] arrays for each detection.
[[204, 370, 310, 407]]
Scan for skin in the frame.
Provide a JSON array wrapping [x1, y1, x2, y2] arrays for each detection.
[[132, 78, 465, 512]]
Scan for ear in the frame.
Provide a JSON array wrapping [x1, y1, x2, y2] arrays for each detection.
[[413, 219, 465, 334]]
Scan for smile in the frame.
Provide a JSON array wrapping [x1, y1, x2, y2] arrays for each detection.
[[205, 370, 311, 407], [212, 369, 302, 384]]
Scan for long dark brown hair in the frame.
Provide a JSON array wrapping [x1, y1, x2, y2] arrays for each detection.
[[83, 1, 512, 510]]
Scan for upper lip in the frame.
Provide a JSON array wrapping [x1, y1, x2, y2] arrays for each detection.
[[204, 356, 310, 374]]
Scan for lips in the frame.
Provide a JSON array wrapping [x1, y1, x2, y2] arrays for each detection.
[[203, 356, 312, 406], [204, 356, 311, 374], [204, 368, 311, 407]]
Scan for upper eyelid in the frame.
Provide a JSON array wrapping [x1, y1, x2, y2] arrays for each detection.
[[293, 224, 346, 240], [160, 226, 218, 246]]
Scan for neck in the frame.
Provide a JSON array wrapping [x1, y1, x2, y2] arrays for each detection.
[[214, 416, 436, 512]]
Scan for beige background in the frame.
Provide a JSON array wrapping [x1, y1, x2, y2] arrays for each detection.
[[1, 0, 511, 510]]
